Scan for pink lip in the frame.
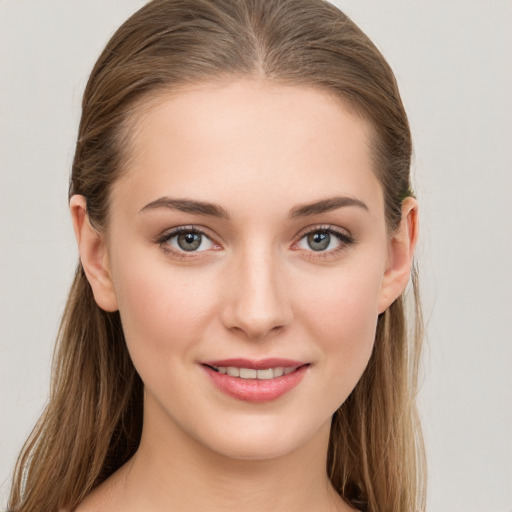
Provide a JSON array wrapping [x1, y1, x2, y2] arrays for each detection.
[[200, 359, 309, 403], [202, 358, 306, 370]]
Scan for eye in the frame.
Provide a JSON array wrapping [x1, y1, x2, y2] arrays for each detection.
[[158, 227, 215, 254], [296, 227, 354, 253]]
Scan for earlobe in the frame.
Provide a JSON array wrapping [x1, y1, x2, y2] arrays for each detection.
[[69, 195, 118, 312], [377, 197, 419, 313]]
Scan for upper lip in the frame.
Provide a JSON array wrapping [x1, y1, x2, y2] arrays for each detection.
[[201, 358, 308, 370]]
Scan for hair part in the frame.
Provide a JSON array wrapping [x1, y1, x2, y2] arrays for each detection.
[[9, 1, 426, 511]]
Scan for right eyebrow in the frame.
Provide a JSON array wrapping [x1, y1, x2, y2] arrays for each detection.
[[139, 197, 230, 219]]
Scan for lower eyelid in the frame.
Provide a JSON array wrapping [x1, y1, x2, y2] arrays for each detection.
[[156, 226, 353, 257], [170, 233, 214, 251], [296, 228, 354, 247], [155, 227, 217, 254]]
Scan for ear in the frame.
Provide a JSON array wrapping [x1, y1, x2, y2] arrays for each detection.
[[377, 197, 419, 313], [69, 195, 118, 312]]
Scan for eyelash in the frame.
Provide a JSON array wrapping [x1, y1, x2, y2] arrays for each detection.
[[155, 224, 355, 259], [155, 226, 216, 257], [295, 225, 355, 257]]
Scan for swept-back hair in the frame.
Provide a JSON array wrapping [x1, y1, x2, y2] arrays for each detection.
[[9, 1, 426, 511]]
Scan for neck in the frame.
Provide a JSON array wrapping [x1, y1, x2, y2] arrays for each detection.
[[108, 400, 351, 512]]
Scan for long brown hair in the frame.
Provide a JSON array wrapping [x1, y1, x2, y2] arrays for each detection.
[[8, 1, 426, 510]]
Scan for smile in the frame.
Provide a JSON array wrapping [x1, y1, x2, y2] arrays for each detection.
[[208, 366, 298, 379], [201, 359, 310, 403]]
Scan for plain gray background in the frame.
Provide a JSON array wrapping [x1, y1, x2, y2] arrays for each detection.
[[1, 1, 511, 510]]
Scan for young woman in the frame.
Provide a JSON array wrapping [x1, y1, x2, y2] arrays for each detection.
[[8, 1, 426, 511]]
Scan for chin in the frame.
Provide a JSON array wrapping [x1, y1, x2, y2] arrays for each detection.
[[188, 414, 330, 462]]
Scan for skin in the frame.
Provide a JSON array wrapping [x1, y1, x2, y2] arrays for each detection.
[[70, 79, 418, 512]]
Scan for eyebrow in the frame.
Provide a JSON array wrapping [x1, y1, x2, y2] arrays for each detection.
[[139, 195, 368, 219], [140, 197, 230, 219], [289, 196, 368, 218]]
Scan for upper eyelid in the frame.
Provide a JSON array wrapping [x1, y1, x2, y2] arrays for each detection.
[[157, 225, 217, 242], [295, 224, 353, 240], [155, 223, 353, 250], [156, 226, 219, 257], [293, 224, 355, 252]]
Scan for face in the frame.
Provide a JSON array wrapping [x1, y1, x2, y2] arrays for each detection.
[[78, 79, 414, 461]]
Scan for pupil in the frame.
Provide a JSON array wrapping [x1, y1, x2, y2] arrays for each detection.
[[308, 231, 330, 251], [178, 232, 201, 251]]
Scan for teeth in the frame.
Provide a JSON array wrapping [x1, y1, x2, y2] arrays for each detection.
[[239, 368, 257, 379], [214, 366, 297, 379], [226, 367, 240, 377], [256, 369, 273, 380]]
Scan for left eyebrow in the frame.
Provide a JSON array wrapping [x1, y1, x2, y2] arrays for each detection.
[[289, 196, 369, 218]]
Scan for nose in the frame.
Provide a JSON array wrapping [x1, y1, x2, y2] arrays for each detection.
[[220, 246, 293, 341]]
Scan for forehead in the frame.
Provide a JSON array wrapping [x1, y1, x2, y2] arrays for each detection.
[[112, 79, 383, 219]]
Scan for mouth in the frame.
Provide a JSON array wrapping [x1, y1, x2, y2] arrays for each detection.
[[200, 359, 310, 403], [205, 365, 301, 379]]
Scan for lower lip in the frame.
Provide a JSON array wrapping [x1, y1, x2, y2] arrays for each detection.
[[202, 365, 309, 403]]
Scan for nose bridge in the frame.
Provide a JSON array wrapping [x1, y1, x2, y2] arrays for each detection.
[[222, 240, 292, 340]]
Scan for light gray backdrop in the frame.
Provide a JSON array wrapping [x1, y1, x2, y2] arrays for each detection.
[[1, 1, 511, 510]]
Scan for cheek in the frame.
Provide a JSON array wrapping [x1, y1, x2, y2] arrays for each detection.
[[295, 259, 383, 395], [299, 260, 382, 338], [111, 253, 218, 368]]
